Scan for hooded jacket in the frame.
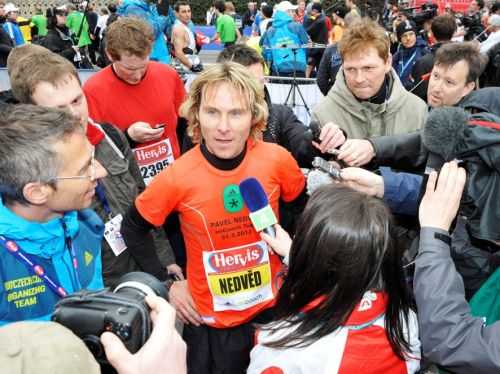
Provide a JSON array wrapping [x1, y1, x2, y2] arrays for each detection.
[[0, 199, 104, 325], [312, 69, 427, 138], [118, 0, 176, 64], [260, 10, 310, 74]]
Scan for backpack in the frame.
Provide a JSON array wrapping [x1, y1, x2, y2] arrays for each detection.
[[266, 24, 306, 74]]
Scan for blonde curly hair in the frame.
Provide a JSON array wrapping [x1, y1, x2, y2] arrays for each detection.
[[180, 62, 268, 144]]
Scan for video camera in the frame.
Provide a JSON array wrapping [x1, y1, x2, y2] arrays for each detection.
[[52, 272, 166, 365]]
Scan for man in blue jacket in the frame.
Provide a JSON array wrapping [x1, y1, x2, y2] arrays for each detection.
[[0, 104, 107, 325]]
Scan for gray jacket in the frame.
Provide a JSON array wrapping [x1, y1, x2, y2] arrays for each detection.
[[415, 227, 500, 373], [312, 69, 427, 138], [92, 123, 174, 287]]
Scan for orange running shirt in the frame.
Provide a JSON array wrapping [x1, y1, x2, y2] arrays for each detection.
[[136, 140, 305, 328]]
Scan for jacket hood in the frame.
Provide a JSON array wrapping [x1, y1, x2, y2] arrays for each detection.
[[0, 198, 79, 259], [327, 68, 410, 121], [273, 10, 293, 28], [118, 0, 148, 14]]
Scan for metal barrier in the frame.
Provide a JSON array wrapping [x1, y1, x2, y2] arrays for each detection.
[[0, 68, 324, 124]]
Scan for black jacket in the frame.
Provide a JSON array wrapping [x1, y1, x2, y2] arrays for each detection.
[[0, 26, 13, 67], [41, 26, 76, 64], [316, 43, 341, 96]]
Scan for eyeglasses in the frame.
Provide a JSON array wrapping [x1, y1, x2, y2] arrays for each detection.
[[53, 148, 97, 182]]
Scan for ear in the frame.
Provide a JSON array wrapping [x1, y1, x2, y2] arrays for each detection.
[[463, 80, 475, 98], [105, 49, 115, 63], [22, 182, 52, 206], [385, 54, 393, 73]]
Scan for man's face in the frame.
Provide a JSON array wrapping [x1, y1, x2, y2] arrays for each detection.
[[111, 52, 149, 85], [32, 74, 89, 129], [298, 1, 306, 11], [199, 82, 253, 159], [400, 30, 416, 48], [343, 46, 392, 100], [427, 61, 475, 107], [176, 4, 191, 24], [46, 132, 107, 214], [0, 4, 5, 16], [469, 0, 479, 13]]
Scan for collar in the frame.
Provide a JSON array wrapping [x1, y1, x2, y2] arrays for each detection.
[[301, 291, 388, 327], [200, 141, 248, 170], [0, 197, 79, 258]]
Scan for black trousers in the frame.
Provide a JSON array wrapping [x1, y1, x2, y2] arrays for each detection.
[[183, 309, 274, 374]]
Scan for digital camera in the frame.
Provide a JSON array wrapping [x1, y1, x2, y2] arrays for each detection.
[[52, 272, 166, 364]]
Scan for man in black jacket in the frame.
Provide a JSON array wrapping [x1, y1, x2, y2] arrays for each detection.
[[304, 2, 328, 77], [411, 14, 457, 101]]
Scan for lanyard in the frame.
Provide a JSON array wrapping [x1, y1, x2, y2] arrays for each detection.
[[399, 50, 417, 76], [95, 181, 112, 217], [0, 222, 81, 298]]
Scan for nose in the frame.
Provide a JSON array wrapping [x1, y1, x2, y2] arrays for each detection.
[[93, 160, 108, 180], [353, 70, 365, 84], [217, 113, 230, 134]]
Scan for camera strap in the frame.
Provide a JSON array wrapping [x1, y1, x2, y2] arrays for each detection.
[[0, 231, 80, 298]]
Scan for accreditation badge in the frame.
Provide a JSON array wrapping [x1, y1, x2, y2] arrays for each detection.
[[133, 139, 175, 185], [203, 241, 273, 312]]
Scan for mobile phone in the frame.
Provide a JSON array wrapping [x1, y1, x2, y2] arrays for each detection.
[[155, 124, 165, 129], [312, 157, 343, 180]]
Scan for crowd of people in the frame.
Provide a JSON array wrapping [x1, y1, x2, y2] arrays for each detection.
[[1, 0, 500, 374]]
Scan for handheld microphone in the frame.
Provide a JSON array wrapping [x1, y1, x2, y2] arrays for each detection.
[[239, 177, 278, 238]]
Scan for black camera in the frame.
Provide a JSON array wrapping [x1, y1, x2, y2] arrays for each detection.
[[52, 272, 166, 364]]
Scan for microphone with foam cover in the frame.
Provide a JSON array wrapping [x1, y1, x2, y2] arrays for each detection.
[[423, 106, 469, 161], [239, 177, 278, 238]]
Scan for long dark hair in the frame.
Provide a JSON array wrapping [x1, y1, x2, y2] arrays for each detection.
[[263, 185, 412, 360]]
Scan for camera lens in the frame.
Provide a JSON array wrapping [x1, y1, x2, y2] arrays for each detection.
[[113, 271, 167, 301]]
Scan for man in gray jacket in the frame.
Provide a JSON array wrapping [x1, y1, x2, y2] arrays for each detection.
[[8, 46, 180, 287], [312, 18, 427, 149]]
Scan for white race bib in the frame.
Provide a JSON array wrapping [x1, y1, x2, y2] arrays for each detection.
[[133, 139, 175, 185], [203, 241, 274, 312]]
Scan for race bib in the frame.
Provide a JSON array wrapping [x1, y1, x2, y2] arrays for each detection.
[[203, 241, 273, 312], [133, 139, 175, 185], [104, 214, 127, 257]]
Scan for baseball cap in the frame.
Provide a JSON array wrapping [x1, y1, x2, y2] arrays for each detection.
[[0, 321, 101, 374], [276, 1, 298, 12], [489, 14, 500, 27], [4, 3, 19, 13]]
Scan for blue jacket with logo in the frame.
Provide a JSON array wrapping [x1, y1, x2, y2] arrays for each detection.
[[260, 10, 309, 74], [0, 198, 104, 325]]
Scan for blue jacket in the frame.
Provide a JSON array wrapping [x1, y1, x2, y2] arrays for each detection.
[[118, 0, 176, 64], [260, 10, 309, 74], [380, 167, 422, 216], [0, 199, 104, 325], [2, 21, 24, 46]]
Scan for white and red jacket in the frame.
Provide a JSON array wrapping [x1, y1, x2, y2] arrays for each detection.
[[248, 291, 420, 374]]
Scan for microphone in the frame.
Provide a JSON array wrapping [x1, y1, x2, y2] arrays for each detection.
[[239, 177, 278, 238], [422, 106, 469, 162], [306, 169, 334, 196]]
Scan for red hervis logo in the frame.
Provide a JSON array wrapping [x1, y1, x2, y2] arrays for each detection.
[[134, 141, 170, 163], [209, 245, 264, 273]]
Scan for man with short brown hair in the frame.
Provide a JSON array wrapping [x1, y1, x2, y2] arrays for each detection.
[[312, 18, 427, 165], [83, 17, 186, 186]]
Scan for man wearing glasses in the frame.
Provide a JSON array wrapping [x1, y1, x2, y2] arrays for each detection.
[[8, 46, 179, 287], [0, 104, 107, 324]]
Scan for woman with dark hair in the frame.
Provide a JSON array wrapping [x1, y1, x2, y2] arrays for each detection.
[[248, 185, 420, 373], [41, 5, 79, 65]]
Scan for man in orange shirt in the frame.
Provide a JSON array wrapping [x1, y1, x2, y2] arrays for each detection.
[[121, 62, 306, 374]]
